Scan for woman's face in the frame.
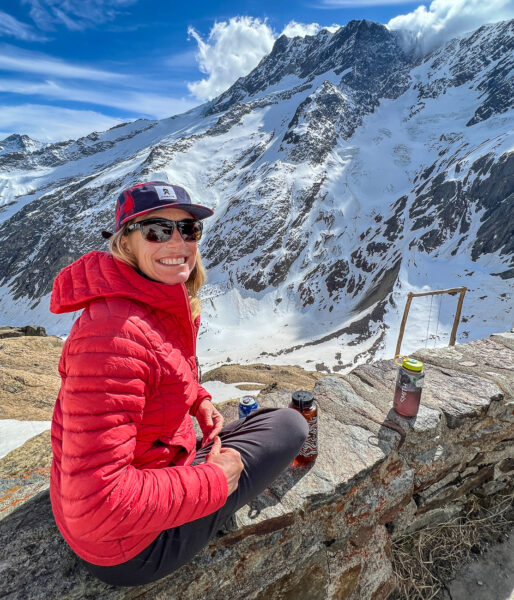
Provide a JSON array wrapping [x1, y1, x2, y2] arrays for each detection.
[[123, 207, 198, 285]]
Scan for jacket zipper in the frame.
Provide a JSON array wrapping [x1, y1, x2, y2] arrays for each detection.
[[196, 356, 202, 383], [181, 283, 200, 383]]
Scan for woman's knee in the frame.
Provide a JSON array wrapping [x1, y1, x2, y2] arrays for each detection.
[[272, 407, 309, 450]]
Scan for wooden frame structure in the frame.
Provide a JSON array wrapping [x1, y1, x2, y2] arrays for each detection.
[[395, 287, 467, 357]]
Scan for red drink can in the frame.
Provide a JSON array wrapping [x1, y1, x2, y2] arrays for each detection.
[[393, 357, 425, 418]]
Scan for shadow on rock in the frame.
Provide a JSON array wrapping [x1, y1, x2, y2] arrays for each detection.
[[0, 489, 110, 599], [368, 408, 410, 454], [244, 463, 313, 521]]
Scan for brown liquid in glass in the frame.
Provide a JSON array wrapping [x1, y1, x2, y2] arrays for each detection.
[[289, 400, 318, 466]]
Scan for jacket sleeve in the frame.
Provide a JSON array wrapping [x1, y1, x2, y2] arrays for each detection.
[[189, 384, 212, 416], [59, 316, 228, 543]]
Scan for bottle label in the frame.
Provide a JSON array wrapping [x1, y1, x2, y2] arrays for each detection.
[[393, 367, 423, 417], [397, 368, 424, 394], [414, 373, 425, 388], [299, 414, 318, 458]]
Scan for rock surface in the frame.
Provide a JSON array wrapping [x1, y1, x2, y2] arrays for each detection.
[[443, 533, 514, 600], [0, 332, 512, 599], [0, 325, 47, 339], [202, 363, 327, 392]]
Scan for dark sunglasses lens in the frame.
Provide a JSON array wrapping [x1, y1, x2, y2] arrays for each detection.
[[138, 220, 202, 242], [140, 222, 174, 242], [177, 220, 203, 241]]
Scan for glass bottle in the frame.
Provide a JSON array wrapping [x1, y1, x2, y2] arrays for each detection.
[[289, 390, 318, 466]]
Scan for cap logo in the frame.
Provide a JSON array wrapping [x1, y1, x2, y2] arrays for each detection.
[[155, 185, 177, 201]]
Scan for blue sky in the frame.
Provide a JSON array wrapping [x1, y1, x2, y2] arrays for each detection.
[[0, 0, 512, 142]]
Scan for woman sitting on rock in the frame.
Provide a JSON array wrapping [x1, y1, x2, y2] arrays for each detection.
[[49, 181, 308, 586]]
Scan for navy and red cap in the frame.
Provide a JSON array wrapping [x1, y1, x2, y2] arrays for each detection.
[[115, 181, 214, 230], [102, 181, 214, 239]]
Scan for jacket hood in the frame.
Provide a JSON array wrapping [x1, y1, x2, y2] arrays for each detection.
[[50, 251, 192, 321]]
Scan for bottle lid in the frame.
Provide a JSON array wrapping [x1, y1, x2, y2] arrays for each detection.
[[402, 358, 423, 372], [292, 390, 314, 409]]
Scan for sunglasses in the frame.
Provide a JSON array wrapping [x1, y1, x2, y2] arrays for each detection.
[[126, 218, 203, 242]]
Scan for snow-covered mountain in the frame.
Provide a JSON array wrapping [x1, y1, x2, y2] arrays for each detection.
[[0, 134, 45, 156], [0, 19, 512, 372]]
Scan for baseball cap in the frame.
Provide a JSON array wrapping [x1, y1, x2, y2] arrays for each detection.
[[102, 181, 214, 239]]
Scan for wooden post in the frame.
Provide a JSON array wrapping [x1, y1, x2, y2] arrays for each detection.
[[401, 287, 466, 297], [449, 287, 467, 346], [395, 286, 467, 356], [395, 292, 413, 357]]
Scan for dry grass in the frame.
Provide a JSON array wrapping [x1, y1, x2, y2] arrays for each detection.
[[0, 336, 63, 420], [390, 490, 514, 600], [202, 363, 326, 392]]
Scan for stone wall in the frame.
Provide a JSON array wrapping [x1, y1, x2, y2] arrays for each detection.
[[0, 331, 512, 599]]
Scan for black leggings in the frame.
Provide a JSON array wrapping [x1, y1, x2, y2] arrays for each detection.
[[83, 407, 309, 587]]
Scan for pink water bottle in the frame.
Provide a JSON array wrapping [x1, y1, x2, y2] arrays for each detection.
[[393, 357, 425, 417]]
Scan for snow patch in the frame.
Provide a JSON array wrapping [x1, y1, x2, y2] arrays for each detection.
[[0, 420, 51, 458]]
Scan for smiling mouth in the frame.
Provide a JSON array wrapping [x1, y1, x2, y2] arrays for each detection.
[[158, 257, 186, 265]]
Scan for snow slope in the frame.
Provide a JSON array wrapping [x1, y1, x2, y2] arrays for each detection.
[[0, 19, 512, 374]]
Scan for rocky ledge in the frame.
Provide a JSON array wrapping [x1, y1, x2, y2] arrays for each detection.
[[0, 324, 47, 339], [0, 331, 512, 599]]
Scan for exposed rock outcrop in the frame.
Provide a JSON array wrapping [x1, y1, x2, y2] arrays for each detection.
[[0, 331, 512, 599], [0, 325, 47, 339]]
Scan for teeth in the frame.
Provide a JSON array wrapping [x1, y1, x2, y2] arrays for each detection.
[[159, 258, 185, 265]]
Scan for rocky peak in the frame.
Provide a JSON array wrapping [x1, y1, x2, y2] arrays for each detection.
[[0, 118, 156, 173], [0, 20, 512, 369], [209, 19, 413, 115], [0, 134, 44, 156], [280, 81, 351, 162], [413, 19, 513, 125]]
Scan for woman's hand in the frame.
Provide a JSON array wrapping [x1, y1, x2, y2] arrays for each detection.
[[196, 400, 224, 448], [206, 436, 244, 496]]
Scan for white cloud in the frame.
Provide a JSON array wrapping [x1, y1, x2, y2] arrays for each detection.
[[387, 0, 514, 53], [281, 21, 322, 38], [187, 17, 276, 101], [21, 0, 138, 31], [185, 3, 512, 103], [0, 104, 126, 142], [317, 0, 418, 6], [186, 17, 345, 101], [280, 21, 342, 37], [0, 44, 124, 81], [321, 25, 343, 33], [0, 78, 198, 119], [0, 10, 48, 41]]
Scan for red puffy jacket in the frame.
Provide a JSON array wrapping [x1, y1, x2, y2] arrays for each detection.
[[49, 251, 228, 566]]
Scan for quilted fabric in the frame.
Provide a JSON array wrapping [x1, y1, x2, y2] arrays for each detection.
[[49, 251, 228, 566]]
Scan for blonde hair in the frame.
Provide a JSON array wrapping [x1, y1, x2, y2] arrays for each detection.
[[109, 226, 206, 320]]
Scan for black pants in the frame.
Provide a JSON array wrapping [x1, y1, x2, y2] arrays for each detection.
[[83, 407, 309, 587]]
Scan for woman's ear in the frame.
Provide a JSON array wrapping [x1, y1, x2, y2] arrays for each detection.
[[120, 234, 131, 255]]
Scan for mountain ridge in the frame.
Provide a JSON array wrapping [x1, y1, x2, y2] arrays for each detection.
[[0, 18, 512, 372]]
